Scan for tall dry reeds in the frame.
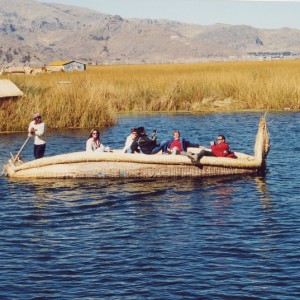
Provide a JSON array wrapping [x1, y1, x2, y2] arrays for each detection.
[[0, 73, 116, 132], [88, 61, 300, 112], [1, 60, 300, 132]]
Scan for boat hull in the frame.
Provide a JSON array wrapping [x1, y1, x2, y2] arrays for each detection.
[[4, 149, 263, 179], [3, 117, 270, 179], [7, 160, 262, 178]]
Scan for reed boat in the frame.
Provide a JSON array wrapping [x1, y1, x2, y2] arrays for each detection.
[[3, 117, 270, 179]]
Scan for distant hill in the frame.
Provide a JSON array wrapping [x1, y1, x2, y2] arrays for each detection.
[[1, 0, 300, 66]]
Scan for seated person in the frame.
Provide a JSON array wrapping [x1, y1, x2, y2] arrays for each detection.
[[130, 127, 168, 155], [122, 128, 138, 153], [194, 134, 236, 162], [164, 130, 201, 155], [86, 128, 110, 152]]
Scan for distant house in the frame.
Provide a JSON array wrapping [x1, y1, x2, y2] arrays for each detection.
[[47, 60, 86, 72], [0, 79, 24, 100]]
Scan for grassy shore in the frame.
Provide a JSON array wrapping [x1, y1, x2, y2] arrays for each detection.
[[1, 60, 300, 132]]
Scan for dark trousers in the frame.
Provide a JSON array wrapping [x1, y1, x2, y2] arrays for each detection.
[[198, 149, 215, 160], [34, 144, 46, 159]]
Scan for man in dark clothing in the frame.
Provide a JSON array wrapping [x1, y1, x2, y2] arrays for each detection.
[[130, 127, 168, 154]]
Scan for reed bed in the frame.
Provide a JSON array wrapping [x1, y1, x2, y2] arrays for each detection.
[[1, 60, 300, 131]]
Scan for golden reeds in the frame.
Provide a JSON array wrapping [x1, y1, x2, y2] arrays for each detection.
[[1, 60, 300, 132]]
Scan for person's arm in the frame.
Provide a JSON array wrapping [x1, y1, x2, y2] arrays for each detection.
[[130, 140, 139, 153], [28, 121, 35, 136], [123, 136, 132, 152], [211, 143, 228, 157], [145, 136, 157, 146], [86, 138, 93, 152]]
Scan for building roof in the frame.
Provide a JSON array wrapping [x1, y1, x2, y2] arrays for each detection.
[[48, 61, 72, 66], [48, 60, 86, 66], [0, 79, 24, 98]]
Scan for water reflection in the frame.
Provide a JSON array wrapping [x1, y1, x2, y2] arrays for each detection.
[[255, 176, 272, 208]]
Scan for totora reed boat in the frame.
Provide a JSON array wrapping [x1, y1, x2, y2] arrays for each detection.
[[3, 117, 270, 179]]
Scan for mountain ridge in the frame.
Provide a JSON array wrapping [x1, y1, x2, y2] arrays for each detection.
[[1, 0, 300, 66]]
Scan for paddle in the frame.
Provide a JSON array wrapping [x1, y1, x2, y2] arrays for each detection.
[[13, 135, 31, 163]]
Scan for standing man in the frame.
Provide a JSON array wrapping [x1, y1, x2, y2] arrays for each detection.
[[28, 112, 46, 159]]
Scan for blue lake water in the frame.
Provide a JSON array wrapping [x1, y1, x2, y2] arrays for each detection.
[[0, 112, 299, 299]]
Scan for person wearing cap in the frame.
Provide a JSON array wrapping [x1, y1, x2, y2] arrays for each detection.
[[28, 113, 46, 159]]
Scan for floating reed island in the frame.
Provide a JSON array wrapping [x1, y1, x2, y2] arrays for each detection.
[[3, 117, 270, 179]]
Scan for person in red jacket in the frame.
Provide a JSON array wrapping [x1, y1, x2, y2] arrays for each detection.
[[191, 134, 236, 163]]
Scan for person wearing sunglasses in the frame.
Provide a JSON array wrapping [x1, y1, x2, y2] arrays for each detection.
[[209, 135, 236, 158], [86, 128, 110, 152], [189, 134, 236, 163]]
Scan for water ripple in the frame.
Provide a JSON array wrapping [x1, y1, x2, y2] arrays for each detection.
[[1, 113, 300, 299]]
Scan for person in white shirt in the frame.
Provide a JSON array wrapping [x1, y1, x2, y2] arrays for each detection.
[[122, 128, 138, 153], [28, 112, 46, 159], [86, 128, 110, 152]]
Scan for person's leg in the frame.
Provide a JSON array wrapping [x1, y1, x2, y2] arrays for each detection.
[[171, 147, 179, 155], [197, 149, 214, 162], [35, 144, 46, 159], [34, 144, 38, 159], [162, 142, 169, 154], [151, 140, 168, 154]]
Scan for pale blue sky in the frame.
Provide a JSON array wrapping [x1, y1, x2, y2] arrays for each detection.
[[39, 0, 300, 29]]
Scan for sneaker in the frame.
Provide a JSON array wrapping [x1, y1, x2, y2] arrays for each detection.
[[186, 152, 198, 163]]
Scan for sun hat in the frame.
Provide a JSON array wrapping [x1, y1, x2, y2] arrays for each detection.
[[33, 112, 41, 119]]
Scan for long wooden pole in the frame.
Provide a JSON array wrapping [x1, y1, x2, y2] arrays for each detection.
[[13, 135, 31, 163]]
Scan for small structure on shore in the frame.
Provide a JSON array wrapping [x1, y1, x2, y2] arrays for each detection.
[[1, 66, 33, 75], [47, 60, 86, 72], [0, 79, 24, 100]]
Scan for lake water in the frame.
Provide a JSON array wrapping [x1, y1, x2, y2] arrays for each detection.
[[0, 112, 299, 299]]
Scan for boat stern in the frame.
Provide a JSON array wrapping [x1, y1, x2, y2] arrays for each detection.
[[3, 157, 24, 177]]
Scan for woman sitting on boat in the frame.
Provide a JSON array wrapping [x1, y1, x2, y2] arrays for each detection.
[[86, 129, 110, 152]]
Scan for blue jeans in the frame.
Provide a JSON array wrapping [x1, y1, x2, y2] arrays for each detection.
[[151, 141, 168, 154]]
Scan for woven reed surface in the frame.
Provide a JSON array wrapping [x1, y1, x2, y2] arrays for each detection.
[[13, 161, 258, 178], [14, 150, 259, 173], [254, 116, 270, 162]]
